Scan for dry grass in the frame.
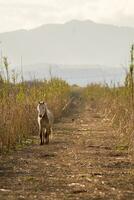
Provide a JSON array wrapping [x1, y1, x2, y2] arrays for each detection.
[[84, 84, 134, 156], [0, 78, 71, 152]]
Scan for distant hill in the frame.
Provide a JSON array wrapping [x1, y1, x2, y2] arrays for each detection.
[[0, 19, 133, 69]]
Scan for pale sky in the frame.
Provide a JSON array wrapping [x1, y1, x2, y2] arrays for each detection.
[[0, 0, 134, 33]]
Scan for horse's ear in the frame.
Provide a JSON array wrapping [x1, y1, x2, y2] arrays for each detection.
[[38, 101, 41, 105]]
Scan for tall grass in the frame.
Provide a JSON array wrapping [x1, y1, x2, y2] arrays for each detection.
[[84, 83, 134, 155], [0, 61, 71, 152]]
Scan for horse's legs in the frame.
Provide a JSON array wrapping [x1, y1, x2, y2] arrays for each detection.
[[49, 127, 53, 140], [39, 127, 43, 145], [42, 128, 46, 145], [45, 128, 50, 144]]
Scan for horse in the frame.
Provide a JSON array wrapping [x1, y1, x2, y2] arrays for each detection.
[[37, 101, 54, 145]]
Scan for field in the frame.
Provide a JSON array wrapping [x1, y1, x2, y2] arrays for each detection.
[[0, 55, 134, 199]]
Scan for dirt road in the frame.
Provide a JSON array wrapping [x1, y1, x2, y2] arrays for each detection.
[[0, 102, 134, 200]]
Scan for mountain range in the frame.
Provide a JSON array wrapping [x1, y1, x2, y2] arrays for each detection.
[[0, 19, 133, 70]]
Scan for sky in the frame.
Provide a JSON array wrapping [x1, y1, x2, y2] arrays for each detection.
[[0, 0, 134, 33]]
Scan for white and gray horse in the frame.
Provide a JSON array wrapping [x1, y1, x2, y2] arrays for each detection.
[[37, 101, 54, 145]]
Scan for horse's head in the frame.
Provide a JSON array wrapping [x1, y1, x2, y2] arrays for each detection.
[[37, 101, 47, 118]]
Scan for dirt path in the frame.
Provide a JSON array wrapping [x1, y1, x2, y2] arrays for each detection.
[[0, 102, 134, 200]]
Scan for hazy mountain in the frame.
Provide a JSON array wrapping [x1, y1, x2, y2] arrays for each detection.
[[0, 19, 133, 68]]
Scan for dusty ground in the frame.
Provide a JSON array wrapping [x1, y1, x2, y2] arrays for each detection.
[[0, 101, 134, 200]]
